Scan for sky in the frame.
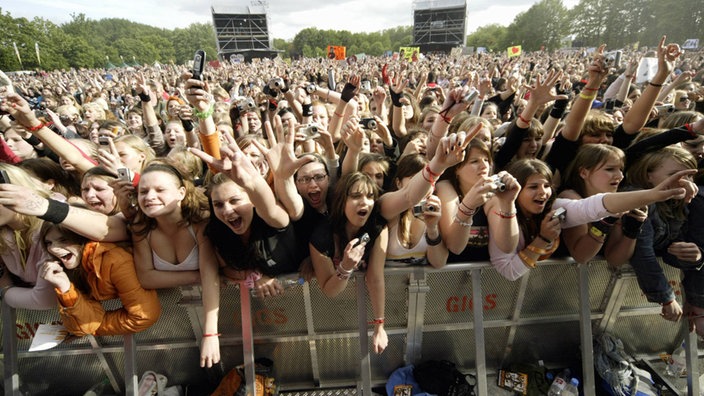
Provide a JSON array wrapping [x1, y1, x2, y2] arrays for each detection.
[[3, 0, 580, 41]]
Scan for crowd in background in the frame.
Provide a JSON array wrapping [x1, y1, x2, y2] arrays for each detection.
[[0, 37, 703, 366]]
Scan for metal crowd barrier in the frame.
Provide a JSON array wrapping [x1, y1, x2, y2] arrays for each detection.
[[1, 257, 700, 396]]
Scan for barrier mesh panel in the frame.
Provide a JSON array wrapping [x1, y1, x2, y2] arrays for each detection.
[[620, 260, 683, 309], [521, 263, 581, 317]]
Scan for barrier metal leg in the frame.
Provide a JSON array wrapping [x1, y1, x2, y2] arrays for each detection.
[[2, 301, 20, 396], [124, 334, 138, 396], [239, 283, 257, 396], [578, 263, 595, 396], [406, 268, 428, 365], [357, 275, 372, 395], [471, 269, 488, 396]]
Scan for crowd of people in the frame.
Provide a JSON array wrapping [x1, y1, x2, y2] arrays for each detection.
[[0, 36, 703, 367]]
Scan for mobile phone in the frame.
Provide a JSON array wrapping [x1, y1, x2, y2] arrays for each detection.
[[358, 233, 370, 245], [98, 136, 110, 145], [0, 169, 10, 184], [117, 167, 134, 182], [552, 207, 566, 221], [192, 50, 206, 81]]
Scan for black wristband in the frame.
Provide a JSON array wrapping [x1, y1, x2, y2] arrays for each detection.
[[621, 215, 645, 239], [340, 83, 357, 103], [590, 216, 618, 236], [38, 199, 70, 224], [23, 134, 42, 146], [138, 92, 151, 102], [389, 89, 403, 107], [550, 98, 569, 119], [425, 232, 442, 246], [302, 103, 313, 117]]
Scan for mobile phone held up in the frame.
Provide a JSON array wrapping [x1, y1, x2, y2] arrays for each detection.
[[192, 50, 206, 81]]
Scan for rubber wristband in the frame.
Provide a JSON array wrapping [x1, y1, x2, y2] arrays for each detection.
[[649, 82, 663, 88], [368, 318, 384, 325], [203, 333, 221, 337], [661, 300, 674, 306], [38, 199, 70, 224], [138, 92, 151, 102], [425, 232, 442, 246], [518, 114, 530, 124]]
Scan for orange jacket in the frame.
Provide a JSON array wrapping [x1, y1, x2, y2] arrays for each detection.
[[55, 242, 161, 336]]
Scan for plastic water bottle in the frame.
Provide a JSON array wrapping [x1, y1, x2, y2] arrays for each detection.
[[666, 341, 687, 377], [251, 273, 305, 297], [547, 368, 571, 396], [561, 378, 579, 396]]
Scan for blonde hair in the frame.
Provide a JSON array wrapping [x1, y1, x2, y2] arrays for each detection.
[[0, 164, 50, 256], [114, 134, 156, 171]]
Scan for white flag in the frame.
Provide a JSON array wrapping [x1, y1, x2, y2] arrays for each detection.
[[13, 42, 22, 66], [35, 42, 41, 65]]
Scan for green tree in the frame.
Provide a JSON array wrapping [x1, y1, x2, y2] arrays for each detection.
[[466, 24, 508, 52]]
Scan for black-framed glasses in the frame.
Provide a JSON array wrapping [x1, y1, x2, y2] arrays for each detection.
[[296, 174, 327, 184]]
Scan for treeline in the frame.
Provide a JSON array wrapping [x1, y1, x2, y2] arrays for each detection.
[[467, 0, 702, 53], [0, 8, 412, 71], [1, 0, 701, 71]]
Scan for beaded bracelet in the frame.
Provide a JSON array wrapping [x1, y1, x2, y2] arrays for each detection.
[[192, 103, 215, 120], [453, 214, 472, 228], [493, 210, 516, 219]]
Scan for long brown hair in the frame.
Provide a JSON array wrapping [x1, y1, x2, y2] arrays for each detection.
[[506, 159, 555, 244], [391, 154, 427, 248], [561, 144, 625, 197], [131, 160, 209, 238]]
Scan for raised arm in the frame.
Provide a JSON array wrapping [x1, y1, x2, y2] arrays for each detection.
[[623, 37, 683, 135], [189, 133, 289, 229], [1, 93, 96, 174]]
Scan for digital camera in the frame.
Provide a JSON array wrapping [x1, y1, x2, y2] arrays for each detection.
[[268, 77, 285, 92], [604, 50, 622, 69], [462, 90, 479, 103], [359, 118, 377, 130], [236, 97, 256, 114], [305, 84, 317, 94], [412, 200, 438, 217], [552, 207, 567, 221], [299, 123, 321, 140], [489, 174, 506, 192]]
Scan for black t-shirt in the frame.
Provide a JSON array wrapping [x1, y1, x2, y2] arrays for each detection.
[[447, 207, 490, 263], [206, 209, 300, 277], [309, 211, 386, 267]]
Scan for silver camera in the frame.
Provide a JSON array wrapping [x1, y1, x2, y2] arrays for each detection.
[[552, 207, 566, 221], [489, 174, 506, 192], [268, 77, 285, 92], [299, 123, 321, 140], [360, 79, 372, 93], [236, 97, 256, 113], [412, 200, 438, 217], [359, 118, 377, 130], [462, 90, 479, 103], [305, 84, 317, 94], [604, 50, 622, 69]]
